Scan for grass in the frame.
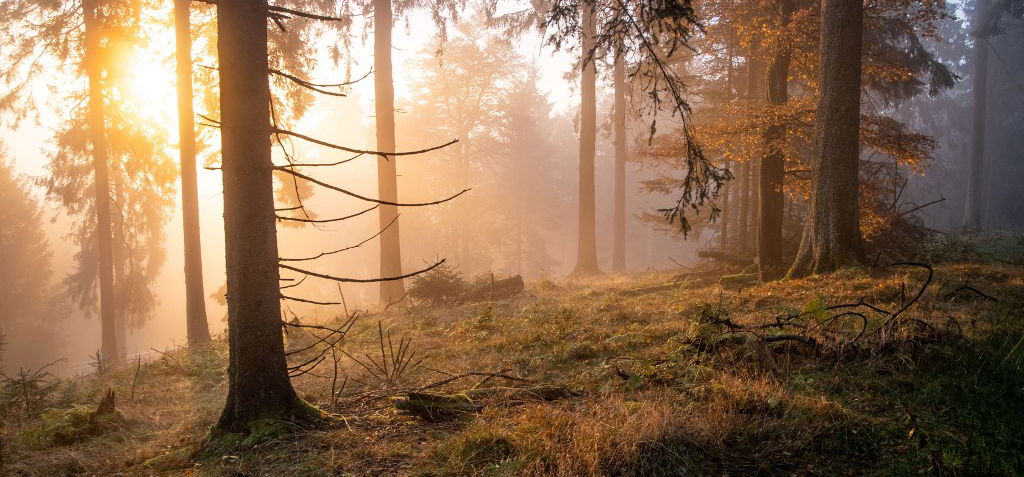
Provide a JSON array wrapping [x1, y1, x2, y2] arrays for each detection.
[[2, 259, 1023, 476]]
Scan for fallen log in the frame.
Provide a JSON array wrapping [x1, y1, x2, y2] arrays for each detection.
[[697, 250, 754, 266], [394, 384, 578, 421], [462, 274, 525, 302], [394, 392, 482, 422], [464, 384, 579, 403]]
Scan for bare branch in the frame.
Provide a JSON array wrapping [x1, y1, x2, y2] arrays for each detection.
[[276, 204, 379, 224], [281, 294, 342, 306], [280, 213, 400, 262], [268, 4, 349, 22], [280, 259, 446, 283], [273, 128, 457, 158], [275, 167, 469, 207]]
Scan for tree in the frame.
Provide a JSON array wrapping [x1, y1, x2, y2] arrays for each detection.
[[571, 3, 601, 276], [374, 0, 406, 305], [2, 0, 177, 364], [0, 153, 65, 369], [757, 0, 796, 281], [82, 0, 119, 363], [788, 0, 865, 276], [962, 0, 990, 230], [214, 0, 304, 431], [174, 0, 212, 346], [611, 44, 627, 272]]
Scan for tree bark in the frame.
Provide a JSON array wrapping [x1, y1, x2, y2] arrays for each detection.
[[737, 160, 751, 253], [215, 0, 300, 431], [788, 0, 865, 277], [174, 0, 211, 346], [738, 42, 762, 254], [757, 0, 796, 281], [963, 0, 989, 230], [375, 0, 406, 304], [720, 158, 731, 251], [611, 46, 626, 273], [83, 0, 119, 366], [719, 38, 735, 252], [571, 4, 601, 276], [569, 4, 598, 276]]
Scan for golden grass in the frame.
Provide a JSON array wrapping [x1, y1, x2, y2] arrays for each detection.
[[3, 261, 1023, 476]]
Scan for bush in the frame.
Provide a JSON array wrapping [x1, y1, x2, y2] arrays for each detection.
[[409, 262, 469, 304]]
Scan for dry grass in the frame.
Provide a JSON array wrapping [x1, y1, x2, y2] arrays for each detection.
[[3, 259, 1023, 476]]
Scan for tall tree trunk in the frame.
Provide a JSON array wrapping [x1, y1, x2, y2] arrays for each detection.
[[83, 0, 119, 366], [738, 42, 762, 254], [375, 0, 405, 304], [215, 0, 300, 431], [611, 46, 626, 273], [758, 0, 796, 281], [789, 0, 865, 277], [720, 158, 731, 251], [719, 38, 735, 252], [571, 4, 600, 276], [174, 0, 211, 346], [737, 161, 751, 252], [963, 0, 989, 230]]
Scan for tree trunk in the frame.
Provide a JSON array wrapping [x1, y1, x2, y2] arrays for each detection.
[[215, 0, 300, 431], [611, 46, 626, 273], [788, 0, 865, 277], [375, 0, 406, 304], [738, 43, 762, 254], [737, 161, 751, 253], [963, 0, 989, 230], [720, 158, 731, 251], [719, 39, 735, 252], [174, 0, 211, 346], [571, 4, 601, 276], [83, 0, 119, 366], [757, 0, 796, 281]]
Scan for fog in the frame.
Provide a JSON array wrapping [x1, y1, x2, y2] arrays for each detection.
[[1, 0, 1021, 377]]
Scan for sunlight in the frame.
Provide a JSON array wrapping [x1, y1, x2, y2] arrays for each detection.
[[121, 41, 177, 127]]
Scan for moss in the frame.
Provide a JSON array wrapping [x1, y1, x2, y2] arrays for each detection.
[[427, 430, 519, 476], [25, 403, 126, 446]]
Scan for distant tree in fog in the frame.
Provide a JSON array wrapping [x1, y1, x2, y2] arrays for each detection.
[[401, 28, 573, 277], [0, 0, 178, 364], [0, 153, 65, 369], [173, 0, 212, 346]]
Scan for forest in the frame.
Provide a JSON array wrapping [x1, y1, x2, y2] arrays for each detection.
[[0, 0, 1023, 475]]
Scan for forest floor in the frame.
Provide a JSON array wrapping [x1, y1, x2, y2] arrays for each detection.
[[4, 238, 1024, 476]]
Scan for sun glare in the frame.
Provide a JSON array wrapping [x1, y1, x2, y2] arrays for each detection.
[[122, 43, 178, 128]]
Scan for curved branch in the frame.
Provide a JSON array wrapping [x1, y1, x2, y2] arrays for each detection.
[[273, 127, 457, 158], [280, 259, 446, 283], [275, 167, 469, 207], [268, 4, 348, 22], [276, 204, 378, 224], [280, 213, 400, 262]]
